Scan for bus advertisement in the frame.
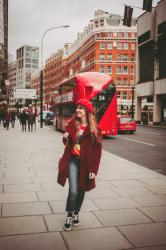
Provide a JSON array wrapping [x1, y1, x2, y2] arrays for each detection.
[[53, 72, 117, 136]]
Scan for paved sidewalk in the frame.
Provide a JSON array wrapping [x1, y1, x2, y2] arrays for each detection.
[[0, 121, 166, 250]]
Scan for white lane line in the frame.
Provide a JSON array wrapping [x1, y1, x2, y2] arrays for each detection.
[[138, 131, 161, 136], [121, 138, 157, 147]]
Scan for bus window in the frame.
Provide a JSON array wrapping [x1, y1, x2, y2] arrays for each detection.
[[61, 103, 76, 118], [91, 83, 116, 122], [60, 80, 76, 94]]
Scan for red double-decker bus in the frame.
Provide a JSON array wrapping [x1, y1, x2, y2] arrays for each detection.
[[53, 72, 117, 135]]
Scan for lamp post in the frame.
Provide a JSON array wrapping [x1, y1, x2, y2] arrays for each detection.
[[131, 83, 134, 118], [40, 25, 69, 128]]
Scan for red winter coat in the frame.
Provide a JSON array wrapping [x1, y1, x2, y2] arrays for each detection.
[[57, 119, 102, 191]]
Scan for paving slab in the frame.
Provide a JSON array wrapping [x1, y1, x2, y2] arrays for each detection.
[[86, 187, 119, 198], [0, 192, 38, 203], [110, 179, 147, 187], [139, 206, 166, 222], [111, 186, 155, 196], [118, 222, 166, 247], [133, 246, 166, 250], [49, 199, 99, 213], [41, 182, 68, 191], [94, 208, 152, 226], [132, 195, 166, 206], [0, 232, 67, 250], [146, 186, 166, 195], [2, 202, 52, 217], [0, 177, 32, 184], [62, 227, 133, 250], [44, 211, 103, 232], [37, 191, 67, 201], [0, 184, 3, 192], [139, 179, 166, 186], [0, 216, 47, 236], [92, 196, 142, 210], [4, 183, 42, 193]]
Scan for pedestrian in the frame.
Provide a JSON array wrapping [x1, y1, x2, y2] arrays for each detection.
[[20, 109, 28, 132], [4, 109, 11, 130], [0, 108, 5, 125], [57, 98, 102, 231], [11, 109, 16, 128], [27, 110, 35, 132]]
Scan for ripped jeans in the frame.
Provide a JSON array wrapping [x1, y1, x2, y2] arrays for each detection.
[[66, 156, 85, 213]]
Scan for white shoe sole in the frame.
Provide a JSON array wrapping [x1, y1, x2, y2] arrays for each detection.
[[63, 225, 72, 231], [72, 222, 80, 226]]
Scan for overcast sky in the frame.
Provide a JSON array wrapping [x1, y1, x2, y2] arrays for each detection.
[[9, 0, 158, 64]]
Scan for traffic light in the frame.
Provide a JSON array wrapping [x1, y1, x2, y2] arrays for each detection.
[[143, 0, 153, 12], [123, 5, 133, 27]]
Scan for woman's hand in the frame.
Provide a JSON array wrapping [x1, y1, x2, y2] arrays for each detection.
[[89, 172, 95, 179], [63, 132, 69, 139]]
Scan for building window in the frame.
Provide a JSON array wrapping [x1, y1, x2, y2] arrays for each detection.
[[100, 43, 105, 50], [123, 43, 128, 50], [123, 79, 128, 85], [123, 66, 128, 74], [118, 32, 122, 38], [117, 43, 122, 50], [107, 66, 112, 74], [100, 66, 105, 73], [117, 78, 121, 85], [131, 43, 135, 50], [107, 43, 112, 50], [131, 32, 135, 39], [130, 79, 134, 86], [95, 21, 98, 28], [100, 54, 105, 61], [108, 32, 113, 38], [117, 54, 122, 61], [100, 19, 104, 26], [131, 54, 135, 61], [107, 54, 112, 61], [117, 66, 121, 74], [123, 92, 127, 99], [117, 91, 121, 98], [123, 54, 128, 61], [131, 65, 134, 75], [124, 32, 128, 39]]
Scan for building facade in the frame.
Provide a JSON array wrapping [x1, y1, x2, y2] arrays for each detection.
[[16, 45, 39, 89], [31, 70, 40, 100], [44, 10, 137, 114], [8, 61, 16, 106], [0, 0, 8, 104], [136, 0, 166, 125], [44, 49, 63, 107]]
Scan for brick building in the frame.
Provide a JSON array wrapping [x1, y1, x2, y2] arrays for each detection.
[[44, 10, 137, 113]]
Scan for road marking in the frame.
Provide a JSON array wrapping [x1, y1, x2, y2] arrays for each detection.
[[121, 138, 157, 147], [138, 131, 161, 136]]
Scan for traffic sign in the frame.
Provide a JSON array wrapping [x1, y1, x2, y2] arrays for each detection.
[[14, 89, 37, 99]]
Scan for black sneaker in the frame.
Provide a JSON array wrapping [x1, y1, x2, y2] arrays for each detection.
[[63, 216, 73, 231], [72, 213, 80, 226]]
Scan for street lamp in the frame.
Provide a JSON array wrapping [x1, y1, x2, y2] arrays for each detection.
[[40, 25, 69, 128]]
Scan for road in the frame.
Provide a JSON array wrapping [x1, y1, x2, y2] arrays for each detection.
[[103, 126, 166, 176]]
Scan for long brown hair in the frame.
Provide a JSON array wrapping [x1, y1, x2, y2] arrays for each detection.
[[85, 109, 102, 143]]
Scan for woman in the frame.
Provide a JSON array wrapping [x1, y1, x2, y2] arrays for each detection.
[[57, 98, 102, 231]]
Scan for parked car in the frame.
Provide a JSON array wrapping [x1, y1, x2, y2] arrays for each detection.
[[45, 112, 54, 125], [117, 115, 136, 134]]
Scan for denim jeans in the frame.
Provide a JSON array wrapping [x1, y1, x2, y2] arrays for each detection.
[[66, 156, 85, 213]]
